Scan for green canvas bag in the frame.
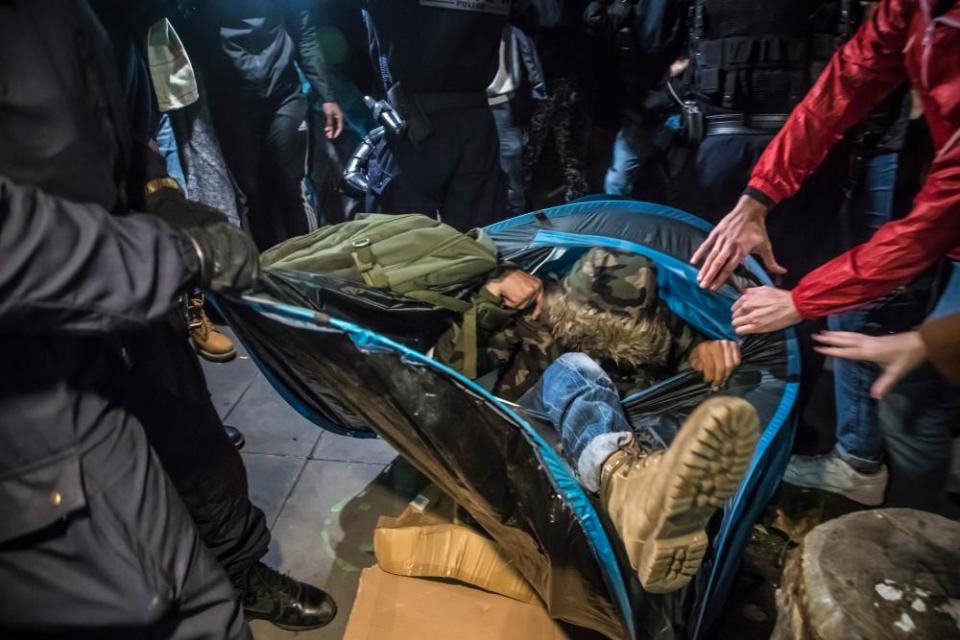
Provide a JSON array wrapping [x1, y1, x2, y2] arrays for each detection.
[[261, 214, 500, 377]]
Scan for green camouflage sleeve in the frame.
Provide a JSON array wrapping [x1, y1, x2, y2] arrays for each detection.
[[490, 319, 561, 401], [432, 287, 520, 377]]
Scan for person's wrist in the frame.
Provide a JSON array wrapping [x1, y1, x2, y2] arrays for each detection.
[[741, 188, 774, 214], [903, 330, 927, 362], [739, 195, 768, 220]]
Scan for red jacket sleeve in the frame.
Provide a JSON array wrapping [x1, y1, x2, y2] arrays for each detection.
[[792, 142, 960, 319], [746, 0, 913, 204]]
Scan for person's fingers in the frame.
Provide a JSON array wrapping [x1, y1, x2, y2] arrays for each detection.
[[324, 111, 336, 139], [732, 289, 760, 315], [812, 331, 864, 347], [691, 229, 720, 266], [731, 309, 764, 328], [700, 350, 719, 385], [697, 239, 735, 289], [722, 341, 739, 386], [757, 242, 788, 275], [332, 111, 344, 138], [529, 289, 544, 320], [734, 318, 764, 335], [871, 365, 904, 400], [709, 248, 745, 291], [814, 345, 855, 359]]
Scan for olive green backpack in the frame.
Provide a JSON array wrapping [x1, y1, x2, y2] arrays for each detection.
[[261, 214, 500, 377]]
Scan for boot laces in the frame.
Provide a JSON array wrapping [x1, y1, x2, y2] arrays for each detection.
[[187, 297, 213, 341], [237, 563, 301, 603]]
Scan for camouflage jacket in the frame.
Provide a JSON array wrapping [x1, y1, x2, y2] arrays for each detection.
[[434, 248, 701, 401]]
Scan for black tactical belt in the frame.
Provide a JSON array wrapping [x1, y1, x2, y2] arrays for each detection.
[[704, 113, 789, 137]]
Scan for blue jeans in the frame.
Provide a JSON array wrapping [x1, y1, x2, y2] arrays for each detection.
[[827, 152, 899, 473], [490, 101, 526, 216], [156, 113, 187, 191], [604, 120, 656, 197], [518, 353, 637, 492]]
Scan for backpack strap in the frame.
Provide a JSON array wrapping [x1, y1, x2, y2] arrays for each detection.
[[403, 289, 480, 379], [351, 238, 390, 289]]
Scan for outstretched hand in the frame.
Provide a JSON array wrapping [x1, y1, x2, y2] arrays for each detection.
[[813, 330, 927, 399], [691, 195, 786, 290]]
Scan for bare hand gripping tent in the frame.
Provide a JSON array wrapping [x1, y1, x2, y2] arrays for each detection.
[[214, 200, 800, 640]]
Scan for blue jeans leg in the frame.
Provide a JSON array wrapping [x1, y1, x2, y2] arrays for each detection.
[[828, 309, 885, 472], [518, 353, 633, 492], [929, 261, 960, 320], [828, 152, 898, 473], [490, 102, 526, 216], [604, 121, 656, 197]]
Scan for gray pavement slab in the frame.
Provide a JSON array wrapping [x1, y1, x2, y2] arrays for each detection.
[[225, 373, 321, 458], [310, 431, 397, 466], [200, 328, 260, 418], [241, 453, 307, 528]]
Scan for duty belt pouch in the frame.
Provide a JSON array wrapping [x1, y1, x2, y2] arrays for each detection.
[[681, 100, 704, 146], [388, 82, 433, 143]]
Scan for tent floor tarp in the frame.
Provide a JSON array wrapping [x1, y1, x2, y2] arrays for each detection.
[[216, 200, 800, 639]]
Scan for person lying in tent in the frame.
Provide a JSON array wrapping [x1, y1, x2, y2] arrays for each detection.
[[433, 248, 760, 594]]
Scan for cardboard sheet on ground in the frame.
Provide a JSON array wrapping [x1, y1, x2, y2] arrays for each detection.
[[374, 484, 539, 603], [344, 567, 569, 640]]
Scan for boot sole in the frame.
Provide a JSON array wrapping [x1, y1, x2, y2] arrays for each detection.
[[192, 340, 237, 363], [637, 397, 760, 593]]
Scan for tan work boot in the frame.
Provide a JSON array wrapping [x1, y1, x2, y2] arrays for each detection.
[[600, 396, 760, 593], [186, 296, 237, 362]]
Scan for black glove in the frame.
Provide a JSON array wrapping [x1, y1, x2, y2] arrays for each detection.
[[181, 222, 261, 295], [146, 184, 228, 228], [144, 183, 260, 294]]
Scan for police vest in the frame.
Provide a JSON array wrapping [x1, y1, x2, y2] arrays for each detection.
[[688, 0, 858, 114]]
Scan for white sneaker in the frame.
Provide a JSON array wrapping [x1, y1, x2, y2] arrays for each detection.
[[782, 452, 888, 506]]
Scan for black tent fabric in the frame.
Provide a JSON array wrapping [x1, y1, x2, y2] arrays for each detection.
[[215, 200, 800, 639]]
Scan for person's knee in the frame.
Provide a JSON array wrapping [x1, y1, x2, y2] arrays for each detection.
[[554, 352, 607, 383]]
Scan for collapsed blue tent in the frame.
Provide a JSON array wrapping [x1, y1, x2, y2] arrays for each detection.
[[215, 200, 800, 640]]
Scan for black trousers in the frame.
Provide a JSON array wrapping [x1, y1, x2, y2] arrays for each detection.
[[120, 319, 272, 575], [365, 105, 508, 232], [210, 90, 313, 250], [0, 322, 264, 639]]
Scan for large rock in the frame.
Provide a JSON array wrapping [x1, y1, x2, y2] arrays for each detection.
[[773, 509, 960, 639]]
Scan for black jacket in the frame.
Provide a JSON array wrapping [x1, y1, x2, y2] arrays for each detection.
[[345, 0, 506, 94], [0, 0, 198, 543], [185, 0, 334, 104]]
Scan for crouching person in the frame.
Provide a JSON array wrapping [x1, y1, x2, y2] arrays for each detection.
[[434, 248, 760, 593]]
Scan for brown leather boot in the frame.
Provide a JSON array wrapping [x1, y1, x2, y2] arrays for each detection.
[[599, 396, 760, 593], [186, 296, 237, 362]]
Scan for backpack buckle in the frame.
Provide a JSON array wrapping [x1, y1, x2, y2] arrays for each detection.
[[351, 238, 375, 273]]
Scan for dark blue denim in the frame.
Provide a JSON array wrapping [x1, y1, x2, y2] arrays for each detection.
[[827, 152, 899, 473], [518, 353, 635, 492]]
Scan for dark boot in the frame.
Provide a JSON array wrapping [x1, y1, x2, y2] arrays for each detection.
[[223, 424, 246, 450], [232, 562, 337, 631]]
